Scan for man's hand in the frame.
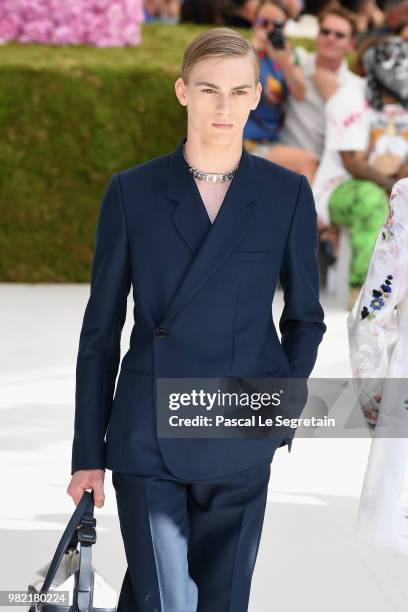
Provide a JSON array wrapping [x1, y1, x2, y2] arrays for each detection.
[[340, 150, 396, 193], [372, 153, 403, 177], [67, 469, 105, 508], [265, 39, 306, 100], [251, 28, 292, 67], [265, 41, 293, 68]]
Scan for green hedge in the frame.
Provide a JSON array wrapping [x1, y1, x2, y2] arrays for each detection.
[[0, 23, 324, 282]]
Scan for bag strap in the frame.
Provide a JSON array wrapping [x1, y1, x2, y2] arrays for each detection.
[[40, 491, 95, 594], [73, 499, 97, 612]]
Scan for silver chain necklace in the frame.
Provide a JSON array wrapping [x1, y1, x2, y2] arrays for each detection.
[[182, 144, 239, 182]]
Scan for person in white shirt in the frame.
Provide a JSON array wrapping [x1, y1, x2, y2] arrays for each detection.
[[280, 5, 363, 160], [313, 35, 408, 308]]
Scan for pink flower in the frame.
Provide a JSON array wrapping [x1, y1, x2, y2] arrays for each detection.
[[1, 0, 143, 47], [20, 18, 54, 44], [52, 25, 75, 45], [122, 22, 140, 45], [0, 17, 20, 42], [92, 0, 111, 12]]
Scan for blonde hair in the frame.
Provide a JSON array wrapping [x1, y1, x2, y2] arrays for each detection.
[[181, 27, 260, 86]]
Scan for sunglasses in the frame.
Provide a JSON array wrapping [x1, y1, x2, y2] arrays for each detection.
[[319, 26, 349, 40], [255, 17, 287, 28]]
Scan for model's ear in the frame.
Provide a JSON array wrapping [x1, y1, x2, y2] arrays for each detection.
[[175, 77, 188, 107], [250, 81, 262, 110]]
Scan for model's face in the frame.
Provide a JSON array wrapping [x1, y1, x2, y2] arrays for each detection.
[[175, 54, 262, 142], [316, 15, 355, 61]]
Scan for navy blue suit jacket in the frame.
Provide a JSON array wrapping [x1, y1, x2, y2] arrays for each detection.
[[71, 136, 327, 479]]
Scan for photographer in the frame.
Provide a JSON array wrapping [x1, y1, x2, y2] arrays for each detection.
[[243, 0, 318, 182]]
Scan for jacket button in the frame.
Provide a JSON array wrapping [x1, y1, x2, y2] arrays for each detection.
[[155, 327, 169, 339]]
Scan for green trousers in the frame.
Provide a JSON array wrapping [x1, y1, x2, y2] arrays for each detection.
[[328, 179, 389, 287]]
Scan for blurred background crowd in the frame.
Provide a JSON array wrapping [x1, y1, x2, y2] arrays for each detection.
[[1, 0, 407, 308], [143, 0, 408, 309]]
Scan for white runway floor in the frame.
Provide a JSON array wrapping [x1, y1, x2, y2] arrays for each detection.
[[1, 283, 407, 612]]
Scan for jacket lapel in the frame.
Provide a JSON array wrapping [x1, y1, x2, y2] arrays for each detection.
[[170, 138, 213, 256], [160, 136, 259, 326]]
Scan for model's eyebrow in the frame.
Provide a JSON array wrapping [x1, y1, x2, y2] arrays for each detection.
[[194, 81, 253, 90]]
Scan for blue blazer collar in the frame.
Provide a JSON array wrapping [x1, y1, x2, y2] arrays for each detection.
[[161, 136, 259, 326]]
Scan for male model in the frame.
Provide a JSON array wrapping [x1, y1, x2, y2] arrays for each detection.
[[68, 26, 326, 612]]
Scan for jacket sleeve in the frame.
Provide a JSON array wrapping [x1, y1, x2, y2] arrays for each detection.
[[71, 173, 131, 474], [278, 174, 327, 379], [347, 179, 408, 430]]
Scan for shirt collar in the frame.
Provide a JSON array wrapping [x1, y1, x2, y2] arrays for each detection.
[[307, 52, 349, 81]]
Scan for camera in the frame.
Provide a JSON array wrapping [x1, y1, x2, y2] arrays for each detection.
[[267, 19, 286, 50]]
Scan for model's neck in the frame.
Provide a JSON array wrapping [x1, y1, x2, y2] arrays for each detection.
[[184, 134, 243, 174], [316, 54, 343, 72]]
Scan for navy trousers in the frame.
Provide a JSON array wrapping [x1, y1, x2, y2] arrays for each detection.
[[112, 455, 273, 612]]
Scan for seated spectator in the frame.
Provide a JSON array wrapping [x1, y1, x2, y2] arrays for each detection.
[[164, 0, 181, 22], [279, 5, 362, 162], [144, 0, 162, 21], [356, 0, 408, 47], [221, 0, 261, 28], [312, 35, 408, 308], [243, 0, 318, 182], [144, 0, 180, 23], [340, 0, 384, 40], [179, 0, 225, 24], [377, 0, 408, 32]]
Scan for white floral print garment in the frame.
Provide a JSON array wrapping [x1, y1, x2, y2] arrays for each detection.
[[347, 177, 408, 555]]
